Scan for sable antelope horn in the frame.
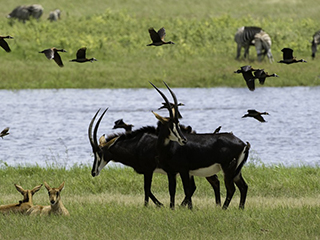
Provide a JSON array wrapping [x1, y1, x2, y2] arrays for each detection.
[[149, 82, 173, 119], [162, 81, 181, 119], [88, 108, 108, 151]]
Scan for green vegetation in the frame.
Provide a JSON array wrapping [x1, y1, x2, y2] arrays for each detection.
[[0, 0, 320, 89], [0, 165, 320, 239]]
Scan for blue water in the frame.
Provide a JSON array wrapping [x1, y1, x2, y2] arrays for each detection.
[[1, 87, 320, 168]]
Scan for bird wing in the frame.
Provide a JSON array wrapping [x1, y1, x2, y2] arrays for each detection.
[[282, 48, 294, 60], [0, 39, 11, 52], [0, 127, 9, 135], [254, 115, 266, 122], [148, 28, 162, 43], [76, 47, 87, 59], [53, 51, 64, 67], [41, 49, 54, 60], [241, 65, 252, 72], [247, 109, 258, 114], [157, 27, 166, 41]]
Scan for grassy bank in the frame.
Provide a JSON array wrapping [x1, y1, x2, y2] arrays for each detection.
[[0, 0, 320, 89], [0, 165, 320, 239]]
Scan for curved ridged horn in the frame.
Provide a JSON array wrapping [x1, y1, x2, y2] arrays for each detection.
[[162, 81, 180, 119], [88, 108, 108, 151], [149, 81, 173, 119]]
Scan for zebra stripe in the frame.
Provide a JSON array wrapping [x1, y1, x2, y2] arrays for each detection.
[[234, 26, 262, 59], [254, 31, 273, 62], [311, 30, 320, 59]]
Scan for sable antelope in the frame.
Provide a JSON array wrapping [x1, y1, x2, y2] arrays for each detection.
[[0, 127, 9, 139], [234, 65, 260, 91], [89, 109, 222, 208], [242, 109, 269, 122], [39, 47, 67, 67], [151, 81, 250, 209], [147, 27, 174, 46], [0, 36, 13, 52], [278, 48, 307, 64], [0, 184, 42, 214], [113, 119, 134, 133], [27, 182, 69, 216], [253, 69, 278, 85], [70, 47, 97, 63]]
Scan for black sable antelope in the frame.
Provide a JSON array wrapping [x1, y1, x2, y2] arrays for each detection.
[[70, 47, 97, 63], [39, 47, 66, 67], [89, 109, 221, 208], [0, 35, 13, 52], [242, 109, 269, 122], [151, 81, 250, 210], [147, 27, 174, 46], [278, 48, 307, 64]]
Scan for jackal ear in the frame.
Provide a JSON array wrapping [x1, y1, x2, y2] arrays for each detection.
[[14, 184, 25, 195], [152, 111, 169, 124]]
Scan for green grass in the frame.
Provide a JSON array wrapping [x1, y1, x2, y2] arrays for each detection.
[[0, 0, 320, 89], [1, 165, 320, 239]]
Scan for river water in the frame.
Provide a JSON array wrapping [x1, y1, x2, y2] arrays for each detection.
[[1, 87, 320, 168]]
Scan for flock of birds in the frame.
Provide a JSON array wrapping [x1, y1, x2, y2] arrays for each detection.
[[0, 27, 310, 138]]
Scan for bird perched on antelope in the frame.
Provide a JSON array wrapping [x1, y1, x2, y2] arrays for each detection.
[[278, 48, 307, 64], [147, 27, 174, 46], [242, 109, 269, 122], [0, 35, 13, 52], [234, 65, 260, 91], [39, 47, 67, 67], [113, 119, 134, 133], [253, 69, 278, 85], [70, 47, 97, 63], [0, 127, 9, 139]]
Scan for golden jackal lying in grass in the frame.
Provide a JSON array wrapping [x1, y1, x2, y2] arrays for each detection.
[[0, 184, 42, 214], [27, 181, 69, 216]]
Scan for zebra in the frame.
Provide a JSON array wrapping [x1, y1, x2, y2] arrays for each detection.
[[7, 4, 43, 23], [311, 30, 320, 59], [235, 26, 273, 62]]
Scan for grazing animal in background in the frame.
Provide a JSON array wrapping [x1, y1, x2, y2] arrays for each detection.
[[0, 36, 13, 52], [7, 4, 43, 23], [48, 9, 61, 22], [70, 47, 97, 63], [0, 127, 10, 139], [278, 48, 307, 64], [234, 65, 260, 91], [311, 30, 320, 59], [0, 184, 42, 214], [89, 109, 222, 208], [253, 69, 278, 85], [147, 27, 174, 46], [242, 109, 269, 122], [113, 119, 134, 133], [253, 31, 274, 62], [27, 182, 69, 216], [151, 81, 250, 210], [39, 47, 66, 67]]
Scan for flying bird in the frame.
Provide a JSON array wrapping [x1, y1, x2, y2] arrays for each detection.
[[39, 47, 67, 67], [242, 109, 269, 122], [234, 65, 260, 91], [0, 127, 10, 138], [253, 69, 278, 85], [147, 27, 174, 46], [0, 35, 13, 52], [278, 48, 307, 64], [70, 47, 97, 63]]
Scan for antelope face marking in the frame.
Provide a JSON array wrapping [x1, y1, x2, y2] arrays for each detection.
[[169, 122, 187, 146], [91, 151, 108, 177]]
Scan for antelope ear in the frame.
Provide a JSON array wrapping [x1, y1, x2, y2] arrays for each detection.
[[44, 181, 51, 191], [152, 111, 168, 124], [14, 184, 25, 195], [31, 184, 43, 194], [58, 182, 65, 191]]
